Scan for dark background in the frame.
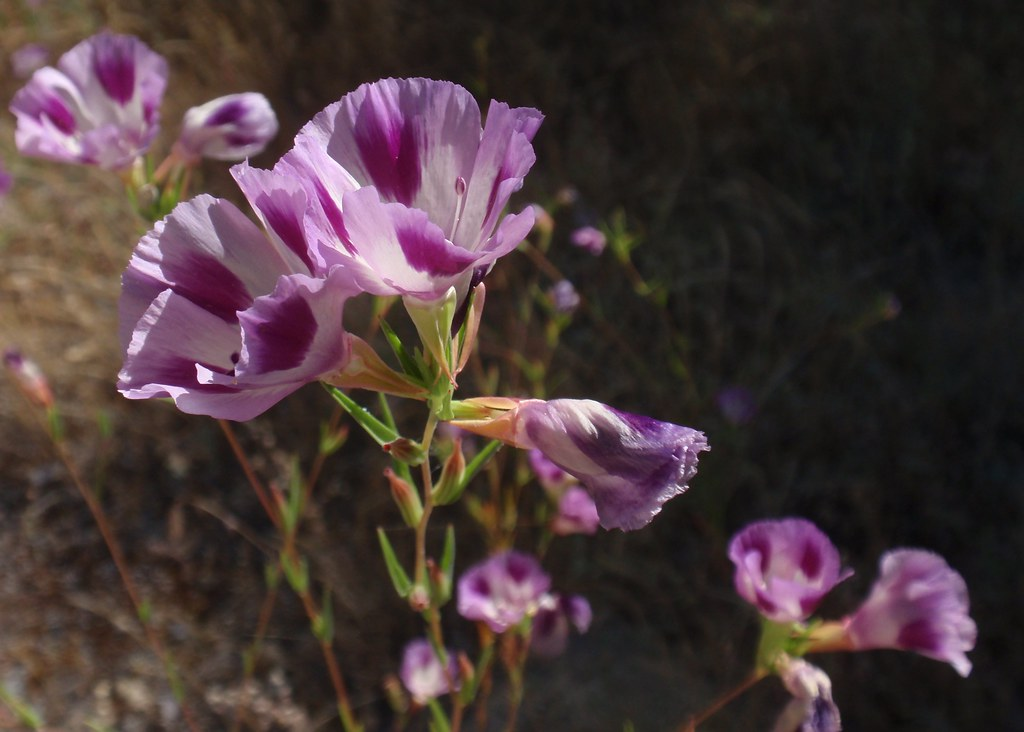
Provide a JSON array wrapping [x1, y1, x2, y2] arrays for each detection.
[[0, 0, 1019, 729]]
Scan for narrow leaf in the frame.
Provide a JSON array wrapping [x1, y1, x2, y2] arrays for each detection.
[[324, 385, 399, 447], [377, 528, 413, 598]]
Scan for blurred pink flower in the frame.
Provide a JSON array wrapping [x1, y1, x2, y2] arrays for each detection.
[[10, 32, 168, 169], [10, 43, 49, 79], [175, 92, 278, 163], [570, 225, 606, 255], [729, 518, 852, 623], [844, 549, 976, 677]]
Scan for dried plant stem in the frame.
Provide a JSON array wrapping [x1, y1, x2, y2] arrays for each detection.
[[229, 581, 281, 732], [219, 418, 363, 732], [677, 669, 767, 731], [42, 418, 202, 732]]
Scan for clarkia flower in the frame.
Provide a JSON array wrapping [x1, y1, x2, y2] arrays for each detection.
[[728, 518, 852, 623], [843, 549, 976, 677], [570, 225, 606, 255], [457, 550, 551, 632], [243, 77, 543, 303], [118, 194, 358, 421], [548, 279, 581, 314], [399, 638, 459, 703], [4, 348, 54, 408], [530, 593, 592, 658], [551, 487, 600, 536], [771, 657, 842, 732], [10, 32, 168, 170], [10, 43, 50, 79], [528, 448, 573, 494], [174, 92, 279, 163], [452, 397, 709, 531]]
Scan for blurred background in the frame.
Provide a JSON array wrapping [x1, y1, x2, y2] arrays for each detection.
[[0, 0, 1020, 729]]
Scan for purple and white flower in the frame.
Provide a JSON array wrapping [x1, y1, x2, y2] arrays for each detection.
[[175, 92, 279, 163], [10, 32, 168, 170], [771, 657, 842, 732], [570, 225, 606, 255], [551, 487, 600, 536], [548, 279, 581, 314], [241, 77, 543, 303], [728, 518, 852, 624], [10, 43, 50, 79], [530, 593, 592, 658], [528, 448, 573, 494], [457, 550, 551, 632], [399, 638, 459, 704], [453, 398, 709, 531], [844, 549, 976, 677], [118, 194, 357, 421]]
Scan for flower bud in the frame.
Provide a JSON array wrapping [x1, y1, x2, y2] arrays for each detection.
[[384, 467, 423, 527], [174, 92, 278, 163], [4, 348, 54, 408], [431, 437, 467, 505]]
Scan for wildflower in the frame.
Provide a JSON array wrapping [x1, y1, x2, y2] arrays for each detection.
[[528, 448, 573, 493], [3, 348, 54, 408], [728, 518, 852, 623], [457, 550, 551, 632], [10, 43, 49, 79], [399, 638, 459, 704], [118, 194, 358, 421], [771, 657, 842, 732], [174, 92, 279, 163], [570, 225, 606, 255], [244, 77, 543, 304], [843, 549, 976, 677], [10, 32, 168, 170], [548, 279, 580, 314], [452, 397, 709, 531], [530, 593, 592, 658], [551, 487, 600, 536]]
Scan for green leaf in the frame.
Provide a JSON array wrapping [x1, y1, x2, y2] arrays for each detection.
[[459, 440, 501, 492], [427, 698, 452, 732], [380, 319, 424, 381], [324, 385, 399, 447], [377, 528, 412, 598]]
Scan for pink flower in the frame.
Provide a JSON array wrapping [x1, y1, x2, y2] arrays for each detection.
[[175, 92, 278, 163], [399, 638, 459, 703], [550, 487, 600, 536], [243, 77, 543, 304], [728, 518, 852, 623], [570, 225, 606, 255], [453, 397, 708, 531], [771, 657, 841, 732], [457, 550, 551, 632], [10, 32, 167, 169], [530, 593, 592, 658], [844, 549, 976, 677]]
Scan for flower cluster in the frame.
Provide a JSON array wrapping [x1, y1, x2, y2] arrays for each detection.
[[729, 518, 976, 730], [10, 32, 278, 174]]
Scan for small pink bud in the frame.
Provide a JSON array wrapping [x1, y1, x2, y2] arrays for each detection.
[[384, 467, 423, 527], [4, 348, 54, 408], [175, 92, 278, 163]]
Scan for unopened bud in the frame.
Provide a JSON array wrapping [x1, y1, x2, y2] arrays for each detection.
[[457, 652, 475, 687], [383, 437, 426, 466], [408, 584, 430, 612], [385, 468, 423, 527], [427, 558, 452, 605], [4, 348, 54, 408], [431, 438, 467, 505], [382, 674, 410, 715]]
